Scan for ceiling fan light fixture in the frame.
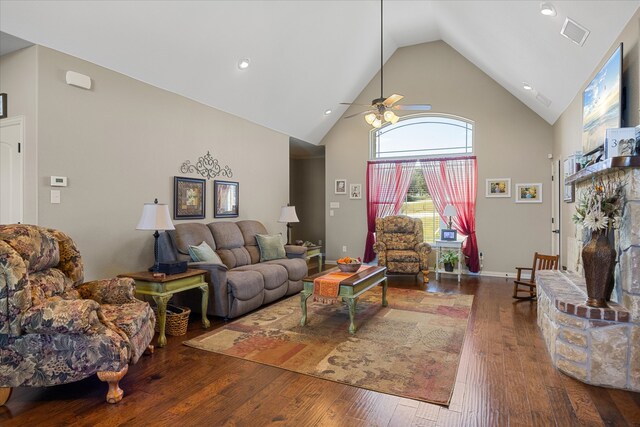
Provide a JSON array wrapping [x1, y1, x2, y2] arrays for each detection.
[[372, 117, 383, 128], [238, 58, 250, 70], [383, 110, 398, 123], [540, 2, 556, 17], [365, 113, 377, 125]]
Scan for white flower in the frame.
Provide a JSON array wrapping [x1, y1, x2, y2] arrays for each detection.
[[584, 211, 608, 231]]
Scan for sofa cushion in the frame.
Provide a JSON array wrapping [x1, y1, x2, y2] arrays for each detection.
[[386, 249, 420, 263], [264, 258, 307, 281], [226, 270, 264, 300], [208, 222, 244, 249], [255, 234, 286, 261], [172, 224, 216, 255], [237, 220, 268, 264], [216, 247, 252, 269], [235, 263, 287, 291], [0, 225, 60, 273], [188, 241, 223, 265]]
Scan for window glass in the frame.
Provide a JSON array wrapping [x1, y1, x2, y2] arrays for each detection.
[[372, 115, 473, 159]]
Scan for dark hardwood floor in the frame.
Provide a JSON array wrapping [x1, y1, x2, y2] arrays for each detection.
[[2, 272, 639, 426]]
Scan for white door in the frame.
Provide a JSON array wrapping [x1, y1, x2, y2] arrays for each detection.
[[0, 116, 24, 224], [551, 160, 561, 262]]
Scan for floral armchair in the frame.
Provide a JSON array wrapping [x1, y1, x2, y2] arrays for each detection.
[[0, 224, 155, 404], [373, 215, 432, 282]]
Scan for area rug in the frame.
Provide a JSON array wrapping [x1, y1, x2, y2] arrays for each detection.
[[183, 287, 474, 406]]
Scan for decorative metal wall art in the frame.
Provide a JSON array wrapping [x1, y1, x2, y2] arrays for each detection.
[[180, 151, 233, 180]]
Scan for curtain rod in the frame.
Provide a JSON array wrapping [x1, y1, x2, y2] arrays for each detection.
[[367, 155, 477, 165]]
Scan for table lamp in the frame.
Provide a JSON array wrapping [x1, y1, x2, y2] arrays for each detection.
[[278, 205, 299, 245], [443, 204, 457, 229], [136, 198, 175, 272]]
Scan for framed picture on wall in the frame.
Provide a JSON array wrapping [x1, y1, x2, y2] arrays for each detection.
[[214, 180, 239, 218], [485, 178, 511, 198], [349, 183, 362, 199], [515, 183, 542, 203], [174, 176, 205, 219], [335, 179, 347, 194], [0, 93, 7, 119]]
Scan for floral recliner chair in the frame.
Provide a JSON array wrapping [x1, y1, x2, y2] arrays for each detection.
[[373, 215, 432, 283], [0, 224, 155, 404]]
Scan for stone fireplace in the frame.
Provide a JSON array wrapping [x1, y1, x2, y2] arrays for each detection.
[[536, 157, 640, 391]]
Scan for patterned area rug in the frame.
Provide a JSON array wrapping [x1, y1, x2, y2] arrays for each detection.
[[183, 287, 474, 406]]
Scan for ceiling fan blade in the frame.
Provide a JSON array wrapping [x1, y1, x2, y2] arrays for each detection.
[[344, 110, 374, 119], [383, 94, 404, 107], [393, 104, 432, 111], [340, 102, 373, 107]]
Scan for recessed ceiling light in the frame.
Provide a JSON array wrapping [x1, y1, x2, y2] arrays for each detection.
[[540, 2, 556, 17], [523, 82, 533, 91], [238, 58, 250, 70], [324, 109, 332, 115]]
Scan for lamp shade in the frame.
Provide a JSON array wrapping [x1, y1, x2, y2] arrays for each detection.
[[443, 204, 457, 217], [278, 206, 299, 223], [136, 202, 175, 231]]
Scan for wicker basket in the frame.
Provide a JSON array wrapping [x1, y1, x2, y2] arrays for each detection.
[[153, 305, 190, 336]]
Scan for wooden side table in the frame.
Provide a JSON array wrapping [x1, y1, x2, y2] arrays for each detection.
[[305, 245, 323, 271], [434, 239, 464, 283], [118, 269, 210, 347]]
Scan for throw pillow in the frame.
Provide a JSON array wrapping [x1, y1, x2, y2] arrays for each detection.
[[255, 234, 286, 262], [188, 241, 223, 265]]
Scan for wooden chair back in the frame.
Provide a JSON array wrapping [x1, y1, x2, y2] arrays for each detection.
[[530, 252, 559, 281]]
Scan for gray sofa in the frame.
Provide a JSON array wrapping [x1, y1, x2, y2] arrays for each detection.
[[158, 220, 307, 319]]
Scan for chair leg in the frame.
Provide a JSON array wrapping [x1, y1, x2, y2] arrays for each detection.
[[422, 269, 429, 283], [0, 387, 12, 406], [97, 365, 128, 404]]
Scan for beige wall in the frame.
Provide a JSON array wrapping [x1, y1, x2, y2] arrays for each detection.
[[1, 46, 290, 280], [290, 156, 325, 247], [553, 11, 639, 267], [322, 41, 554, 275], [0, 46, 39, 224]]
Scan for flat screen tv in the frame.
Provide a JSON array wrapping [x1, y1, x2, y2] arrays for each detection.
[[582, 43, 623, 155]]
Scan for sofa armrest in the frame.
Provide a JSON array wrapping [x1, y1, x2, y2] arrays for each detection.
[[285, 245, 307, 259], [372, 241, 386, 254], [77, 278, 136, 305], [187, 262, 229, 318], [415, 242, 432, 254], [21, 298, 105, 335]]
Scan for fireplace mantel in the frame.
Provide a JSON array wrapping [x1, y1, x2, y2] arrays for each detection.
[[565, 155, 640, 185]]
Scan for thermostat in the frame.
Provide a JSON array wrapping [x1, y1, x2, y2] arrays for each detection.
[[50, 176, 68, 187]]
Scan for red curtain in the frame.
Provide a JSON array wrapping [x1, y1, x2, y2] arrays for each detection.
[[419, 156, 480, 272], [363, 161, 415, 262]]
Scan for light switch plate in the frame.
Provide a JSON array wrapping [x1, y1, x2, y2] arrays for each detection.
[[330, 202, 340, 208], [50, 190, 61, 204]]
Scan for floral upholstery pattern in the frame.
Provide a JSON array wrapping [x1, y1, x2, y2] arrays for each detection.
[[373, 215, 431, 274], [0, 224, 155, 392]]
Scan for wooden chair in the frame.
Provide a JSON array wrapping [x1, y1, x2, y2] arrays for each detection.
[[513, 252, 559, 300]]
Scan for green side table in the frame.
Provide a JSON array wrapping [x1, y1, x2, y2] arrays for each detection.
[[119, 269, 210, 347], [305, 245, 323, 271]]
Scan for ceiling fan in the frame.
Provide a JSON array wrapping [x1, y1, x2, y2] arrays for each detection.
[[341, 0, 432, 128]]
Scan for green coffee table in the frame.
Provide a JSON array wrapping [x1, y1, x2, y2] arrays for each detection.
[[300, 266, 387, 334]]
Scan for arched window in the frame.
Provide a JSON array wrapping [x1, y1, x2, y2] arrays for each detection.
[[370, 114, 473, 159], [368, 114, 474, 243]]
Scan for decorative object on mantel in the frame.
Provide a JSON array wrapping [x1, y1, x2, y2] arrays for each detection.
[[572, 177, 625, 307], [605, 127, 636, 159], [179, 151, 233, 179]]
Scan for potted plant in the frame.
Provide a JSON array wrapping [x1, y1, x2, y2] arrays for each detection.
[[441, 250, 459, 272]]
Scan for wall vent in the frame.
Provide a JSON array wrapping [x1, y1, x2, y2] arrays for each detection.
[[561, 18, 590, 46]]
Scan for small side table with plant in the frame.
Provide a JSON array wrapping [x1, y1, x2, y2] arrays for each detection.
[[434, 239, 463, 283]]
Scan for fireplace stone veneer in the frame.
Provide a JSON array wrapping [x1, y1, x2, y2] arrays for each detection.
[[537, 270, 639, 391]]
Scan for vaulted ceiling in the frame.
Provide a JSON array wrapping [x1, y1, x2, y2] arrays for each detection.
[[1, 1, 638, 144]]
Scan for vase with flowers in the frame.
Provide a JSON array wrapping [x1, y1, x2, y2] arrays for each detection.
[[572, 177, 625, 307]]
